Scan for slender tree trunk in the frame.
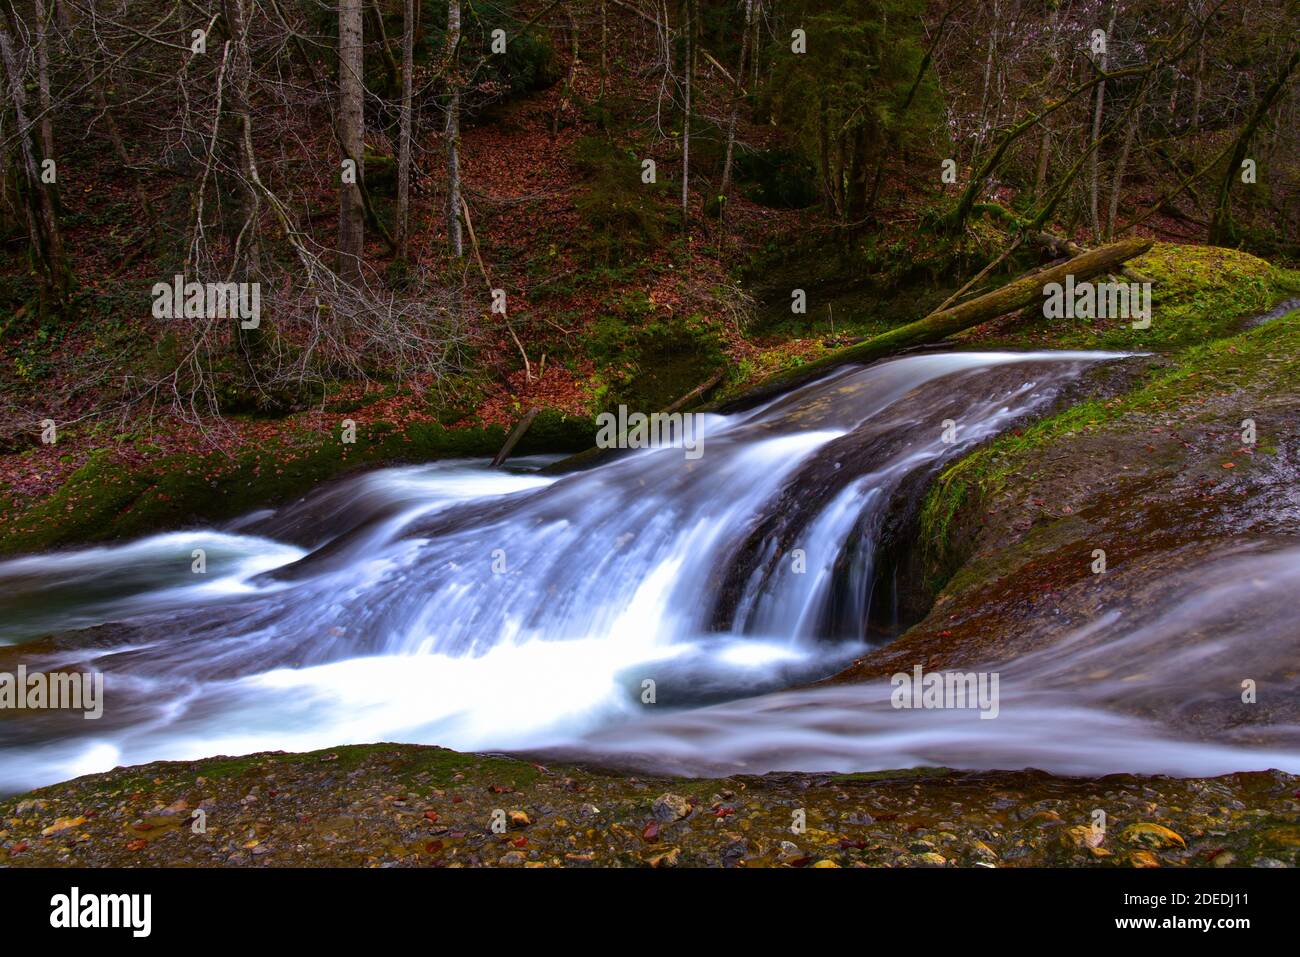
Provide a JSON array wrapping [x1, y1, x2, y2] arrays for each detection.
[[1029, 4, 1062, 203], [1107, 87, 1146, 239], [1209, 45, 1300, 245], [1191, 1, 1205, 131], [553, 5, 579, 135], [397, 0, 414, 259], [338, 0, 366, 280], [446, 0, 463, 258], [974, 0, 998, 156], [33, 0, 54, 164], [0, 19, 69, 310], [718, 0, 754, 218], [599, 0, 608, 99], [1088, 6, 1116, 242], [681, 0, 693, 230], [222, 0, 268, 380], [224, 0, 260, 274], [368, 0, 400, 94]]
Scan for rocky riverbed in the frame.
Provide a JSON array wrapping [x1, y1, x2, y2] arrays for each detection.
[[2, 744, 1297, 868]]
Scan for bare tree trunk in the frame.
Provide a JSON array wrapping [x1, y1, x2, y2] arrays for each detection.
[[974, 0, 998, 157], [1209, 45, 1300, 245], [1191, 1, 1205, 131], [1088, 6, 1116, 242], [718, 0, 754, 218], [397, 0, 414, 259], [0, 19, 70, 311], [599, 0, 608, 99], [223, 0, 260, 275], [368, 0, 400, 93], [680, 0, 693, 230], [222, 0, 268, 385], [338, 0, 366, 280], [446, 0, 463, 258], [552, 5, 579, 135], [1106, 87, 1146, 239], [1030, 4, 1063, 203], [33, 0, 54, 164]]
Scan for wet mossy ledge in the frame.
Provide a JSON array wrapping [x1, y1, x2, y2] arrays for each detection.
[[0, 410, 597, 558], [917, 297, 1300, 598]]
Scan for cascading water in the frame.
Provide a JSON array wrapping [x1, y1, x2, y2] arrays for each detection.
[[4, 350, 1294, 793]]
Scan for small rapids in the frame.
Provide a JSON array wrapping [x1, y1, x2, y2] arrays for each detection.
[[2, 350, 1295, 791]]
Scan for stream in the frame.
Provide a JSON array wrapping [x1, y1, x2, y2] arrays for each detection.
[[2, 350, 1297, 792]]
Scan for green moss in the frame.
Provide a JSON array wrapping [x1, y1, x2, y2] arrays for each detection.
[[0, 412, 597, 557], [974, 243, 1300, 351], [920, 303, 1300, 590], [830, 767, 953, 783]]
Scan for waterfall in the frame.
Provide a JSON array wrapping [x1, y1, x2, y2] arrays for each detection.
[[2, 350, 1208, 791]]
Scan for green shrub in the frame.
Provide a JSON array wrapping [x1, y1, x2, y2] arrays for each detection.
[[736, 147, 818, 209], [572, 136, 670, 266]]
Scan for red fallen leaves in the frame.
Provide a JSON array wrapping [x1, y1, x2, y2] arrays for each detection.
[[10, 841, 28, 855], [488, 784, 514, 794], [510, 837, 528, 848], [713, 805, 736, 818], [641, 820, 661, 842], [125, 839, 147, 851], [424, 840, 444, 854], [423, 811, 440, 823], [452, 795, 465, 804], [838, 837, 867, 850]]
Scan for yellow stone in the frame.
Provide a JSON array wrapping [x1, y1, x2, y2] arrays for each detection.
[[1121, 823, 1185, 849], [41, 816, 86, 836]]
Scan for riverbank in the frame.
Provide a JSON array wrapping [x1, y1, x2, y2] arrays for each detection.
[[3, 743, 1296, 868]]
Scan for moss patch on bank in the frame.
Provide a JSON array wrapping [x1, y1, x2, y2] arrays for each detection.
[[969, 243, 1300, 351], [0, 410, 596, 557], [919, 301, 1300, 593]]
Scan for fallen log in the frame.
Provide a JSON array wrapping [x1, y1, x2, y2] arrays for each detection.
[[543, 237, 1152, 475], [660, 369, 725, 414], [492, 406, 540, 468], [704, 236, 1153, 411]]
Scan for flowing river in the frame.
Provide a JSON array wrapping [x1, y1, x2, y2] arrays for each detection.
[[2, 351, 1297, 792]]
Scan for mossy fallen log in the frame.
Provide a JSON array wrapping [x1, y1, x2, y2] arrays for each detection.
[[707, 236, 1154, 411], [545, 238, 1153, 475]]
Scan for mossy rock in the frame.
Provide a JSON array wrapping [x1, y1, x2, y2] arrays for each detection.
[[0, 411, 597, 557]]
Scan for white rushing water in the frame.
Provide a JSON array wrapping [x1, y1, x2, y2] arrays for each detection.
[[2, 350, 1295, 791]]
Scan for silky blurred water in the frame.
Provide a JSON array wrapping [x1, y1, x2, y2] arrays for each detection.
[[6, 350, 1291, 791]]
